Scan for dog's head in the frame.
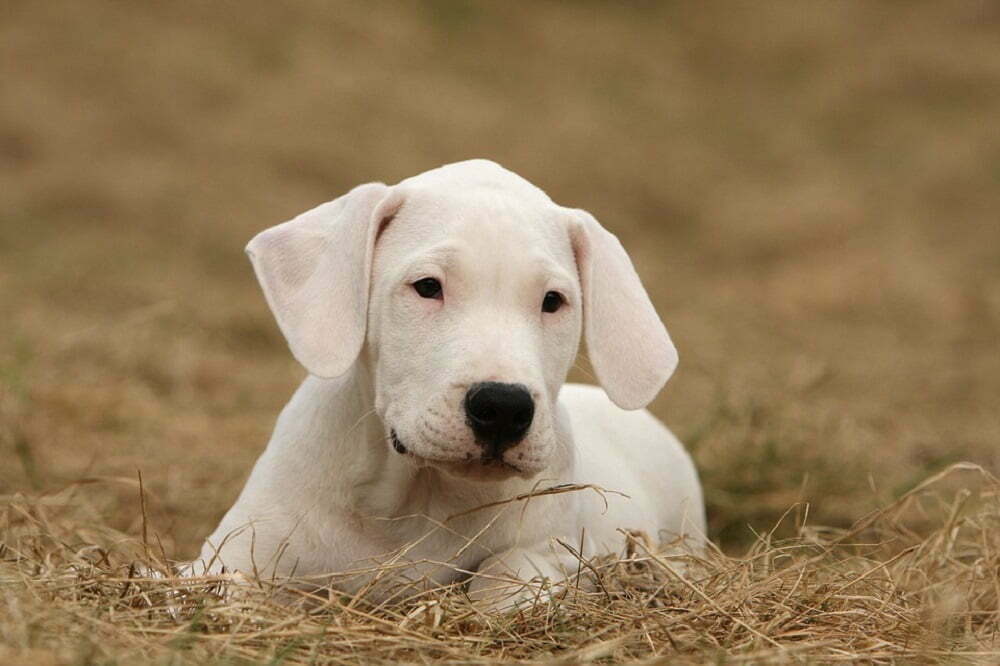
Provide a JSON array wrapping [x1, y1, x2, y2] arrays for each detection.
[[246, 160, 677, 480]]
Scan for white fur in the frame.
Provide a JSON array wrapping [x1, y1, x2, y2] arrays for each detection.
[[193, 160, 705, 606]]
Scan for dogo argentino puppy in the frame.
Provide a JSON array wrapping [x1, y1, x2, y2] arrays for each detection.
[[193, 159, 705, 606]]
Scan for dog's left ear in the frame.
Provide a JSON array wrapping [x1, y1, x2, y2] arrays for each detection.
[[246, 183, 403, 379], [567, 209, 679, 410]]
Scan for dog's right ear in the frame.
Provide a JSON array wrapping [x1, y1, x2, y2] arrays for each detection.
[[567, 209, 678, 410], [246, 183, 403, 379]]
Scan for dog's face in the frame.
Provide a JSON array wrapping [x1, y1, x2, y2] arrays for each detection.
[[366, 190, 582, 479], [246, 160, 677, 481]]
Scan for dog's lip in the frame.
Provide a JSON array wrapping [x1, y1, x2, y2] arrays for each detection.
[[389, 429, 529, 475], [435, 457, 527, 480], [389, 430, 407, 454], [431, 455, 532, 482]]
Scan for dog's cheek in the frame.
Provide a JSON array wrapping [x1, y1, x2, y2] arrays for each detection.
[[417, 392, 469, 454], [527, 413, 561, 470], [371, 346, 420, 422], [541, 316, 581, 397]]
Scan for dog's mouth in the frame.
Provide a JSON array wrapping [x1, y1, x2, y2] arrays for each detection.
[[389, 429, 529, 479], [390, 430, 407, 454]]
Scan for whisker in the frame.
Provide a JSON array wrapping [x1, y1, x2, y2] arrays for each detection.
[[346, 408, 378, 436]]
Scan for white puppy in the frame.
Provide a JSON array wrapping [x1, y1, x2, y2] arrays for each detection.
[[193, 159, 704, 605]]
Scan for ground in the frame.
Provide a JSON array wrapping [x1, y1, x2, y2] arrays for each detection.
[[2, 1, 1000, 663]]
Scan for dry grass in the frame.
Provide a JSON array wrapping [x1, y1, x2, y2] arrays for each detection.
[[3, 464, 1000, 663], [3, 0, 1000, 662]]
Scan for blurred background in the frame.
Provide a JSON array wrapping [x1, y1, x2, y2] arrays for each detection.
[[2, 1, 998, 554]]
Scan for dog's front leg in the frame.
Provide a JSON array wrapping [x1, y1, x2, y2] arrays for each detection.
[[467, 544, 592, 610]]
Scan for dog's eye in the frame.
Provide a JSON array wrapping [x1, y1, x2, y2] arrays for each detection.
[[412, 277, 443, 300], [542, 291, 565, 313]]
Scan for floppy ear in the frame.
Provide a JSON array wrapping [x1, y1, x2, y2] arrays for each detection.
[[569, 209, 678, 410], [246, 183, 402, 378]]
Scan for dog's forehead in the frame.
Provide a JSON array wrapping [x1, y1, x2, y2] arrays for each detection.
[[382, 189, 571, 270]]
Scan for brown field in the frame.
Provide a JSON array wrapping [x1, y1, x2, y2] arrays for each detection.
[[2, 1, 1000, 663]]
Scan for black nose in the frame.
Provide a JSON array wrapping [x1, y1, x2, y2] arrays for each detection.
[[464, 382, 535, 456]]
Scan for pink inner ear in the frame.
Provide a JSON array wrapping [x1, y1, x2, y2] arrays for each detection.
[[571, 209, 678, 410]]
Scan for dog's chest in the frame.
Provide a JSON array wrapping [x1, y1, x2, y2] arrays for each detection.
[[307, 484, 561, 589]]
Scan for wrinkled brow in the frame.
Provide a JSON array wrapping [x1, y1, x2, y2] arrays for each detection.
[[531, 255, 578, 290], [405, 242, 463, 268], [389, 243, 465, 282]]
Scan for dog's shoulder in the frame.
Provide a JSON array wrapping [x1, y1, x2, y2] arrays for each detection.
[[559, 382, 665, 434]]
